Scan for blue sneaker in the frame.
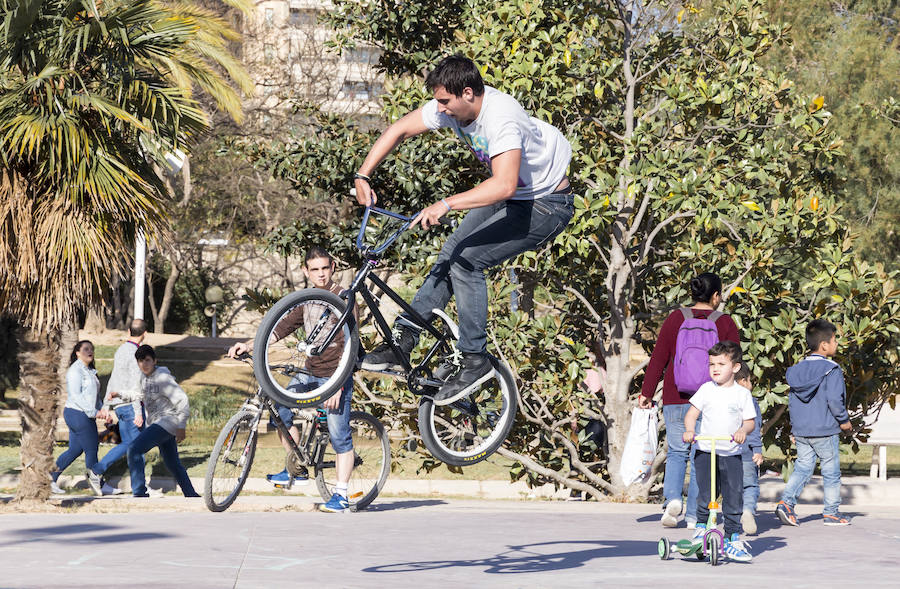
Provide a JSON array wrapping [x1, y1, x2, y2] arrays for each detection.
[[267, 469, 308, 485], [724, 533, 752, 562], [319, 492, 349, 513]]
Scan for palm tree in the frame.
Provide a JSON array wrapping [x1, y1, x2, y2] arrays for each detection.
[[0, 0, 252, 501]]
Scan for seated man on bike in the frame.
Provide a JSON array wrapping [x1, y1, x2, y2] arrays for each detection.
[[229, 246, 357, 512], [355, 54, 574, 404]]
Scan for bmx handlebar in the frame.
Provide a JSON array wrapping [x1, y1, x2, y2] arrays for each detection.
[[355, 205, 454, 257]]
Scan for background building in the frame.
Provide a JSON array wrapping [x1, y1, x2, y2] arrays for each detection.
[[240, 0, 383, 130]]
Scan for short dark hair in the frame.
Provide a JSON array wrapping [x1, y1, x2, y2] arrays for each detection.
[[735, 362, 751, 383], [806, 318, 837, 351], [709, 340, 742, 364], [134, 344, 156, 361], [129, 318, 148, 337], [690, 272, 722, 303], [425, 54, 485, 97], [304, 246, 333, 266]]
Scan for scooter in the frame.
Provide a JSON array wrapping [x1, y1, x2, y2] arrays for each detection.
[[657, 435, 732, 566]]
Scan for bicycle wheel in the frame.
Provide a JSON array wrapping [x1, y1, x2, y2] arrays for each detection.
[[204, 409, 259, 512], [254, 288, 359, 408], [315, 411, 390, 511], [418, 354, 518, 466]]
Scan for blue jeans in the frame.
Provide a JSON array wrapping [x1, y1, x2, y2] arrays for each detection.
[[742, 454, 760, 514], [91, 404, 145, 476], [781, 434, 842, 515], [695, 451, 743, 537], [661, 403, 700, 520], [399, 193, 574, 354], [127, 424, 198, 497], [54, 408, 99, 478], [287, 373, 354, 454]]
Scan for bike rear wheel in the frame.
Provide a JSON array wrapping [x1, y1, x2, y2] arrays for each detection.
[[204, 409, 259, 512], [315, 411, 390, 511], [418, 355, 518, 466], [254, 289, 358, 408]]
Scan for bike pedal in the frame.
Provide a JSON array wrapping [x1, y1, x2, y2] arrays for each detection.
[[349, 491, 363, 499]]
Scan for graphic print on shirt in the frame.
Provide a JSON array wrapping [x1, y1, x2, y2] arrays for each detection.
[[455, 129, 525, 187]]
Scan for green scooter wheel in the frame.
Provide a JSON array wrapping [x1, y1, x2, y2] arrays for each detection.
[[657, 537, 671, 560]]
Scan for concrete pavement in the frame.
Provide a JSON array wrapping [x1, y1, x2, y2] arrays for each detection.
[[1, 498, 899, 588]]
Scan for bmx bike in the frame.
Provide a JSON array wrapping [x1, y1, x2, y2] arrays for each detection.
[[252, 206, 518, 467], [203, 354, 390, 513], [658, 435, 733, 566]]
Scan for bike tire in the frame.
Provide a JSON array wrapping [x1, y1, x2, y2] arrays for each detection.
[[204, 409, 258, 512], [418, 354, 518, 467], [254, 288, 359, 408], [315, 411, 390, 511]]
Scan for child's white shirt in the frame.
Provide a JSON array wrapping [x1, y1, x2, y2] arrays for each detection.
[[690, 381, 757, 456]]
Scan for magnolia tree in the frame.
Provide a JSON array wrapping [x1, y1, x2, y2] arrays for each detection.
[[254, 0, 900, 499]]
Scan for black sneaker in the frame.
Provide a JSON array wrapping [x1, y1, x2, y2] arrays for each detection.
[[433, 357, 459, 382], [433, 353, 494, 405], [360, 328, 417, 372]]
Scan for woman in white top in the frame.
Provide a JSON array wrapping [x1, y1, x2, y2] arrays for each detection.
[[50, 340, 103, 493]]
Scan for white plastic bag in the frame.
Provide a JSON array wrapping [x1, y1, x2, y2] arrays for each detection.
[[619, 407, 658, 486]]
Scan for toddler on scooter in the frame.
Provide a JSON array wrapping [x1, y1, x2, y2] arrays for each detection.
[[682, 341, 757, 562]]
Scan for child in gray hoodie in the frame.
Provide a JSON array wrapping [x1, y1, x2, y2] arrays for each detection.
[[125, 345, 199, 497], [775, 318, 851, 527]]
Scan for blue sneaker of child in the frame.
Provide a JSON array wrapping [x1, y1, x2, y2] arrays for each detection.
[[319, 492, 350, 513], [267, 468, 308, 485], [724, 533, 752, 562]]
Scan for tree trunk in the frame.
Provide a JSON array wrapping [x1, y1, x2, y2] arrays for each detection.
[[148, 254, 181, 334], [14, 324, 66, 501]]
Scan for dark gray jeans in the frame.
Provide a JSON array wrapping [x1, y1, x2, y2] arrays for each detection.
[[398, 191, 575, 354]]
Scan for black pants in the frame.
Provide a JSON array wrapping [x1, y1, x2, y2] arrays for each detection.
[[694, 450, 744, 537]]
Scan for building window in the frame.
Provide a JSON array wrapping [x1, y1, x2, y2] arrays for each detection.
[[344, 47, 379, 64], [265, 8, 274, 27], [341, 80, 381, 101], [264, 43, 275, 63], [289, 8, 318, 26]]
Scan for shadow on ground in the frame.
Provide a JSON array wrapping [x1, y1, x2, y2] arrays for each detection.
[[365, 499, 446, 512], [0, 521, 173, 546], [362, 539, 653, 575]]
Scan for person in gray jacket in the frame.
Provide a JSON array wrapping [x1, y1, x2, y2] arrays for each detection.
[[775, 318, 852, 527], [85, 319, 148, 496], [126, 345, 199, 497]]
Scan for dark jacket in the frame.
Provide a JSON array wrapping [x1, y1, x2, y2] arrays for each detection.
[[742, 396, 763, 458], [785, 354, 849, 437]]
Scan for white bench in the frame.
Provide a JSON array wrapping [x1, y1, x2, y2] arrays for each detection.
[[868, 403, 900, 481]]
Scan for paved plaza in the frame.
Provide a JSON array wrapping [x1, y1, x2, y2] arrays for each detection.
[[1, 496, 898, 588]]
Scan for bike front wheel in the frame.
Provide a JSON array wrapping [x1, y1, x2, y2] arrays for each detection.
[[418, 355, 518, 466], [315, 411, 390, 511], [204, 408, 259, 512], [254, 288, 359, 408]]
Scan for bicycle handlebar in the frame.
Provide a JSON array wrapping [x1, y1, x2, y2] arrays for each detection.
[[356, 206, 455, 257]]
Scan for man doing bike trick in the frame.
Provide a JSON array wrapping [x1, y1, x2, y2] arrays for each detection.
[[356, 55, 574, 404]]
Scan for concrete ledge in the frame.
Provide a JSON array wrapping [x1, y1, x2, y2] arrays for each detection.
[[4, 473, 900, 504]]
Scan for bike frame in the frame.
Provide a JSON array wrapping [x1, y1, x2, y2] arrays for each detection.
[[313, 206, 453, 393], [246, 386, 328, 469]]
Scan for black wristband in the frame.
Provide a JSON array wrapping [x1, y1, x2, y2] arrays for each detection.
[[353, 172, 370, 182]]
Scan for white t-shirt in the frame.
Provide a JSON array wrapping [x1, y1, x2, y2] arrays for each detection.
[[421, 87, 572, 200], [690, 381, 757, 456]]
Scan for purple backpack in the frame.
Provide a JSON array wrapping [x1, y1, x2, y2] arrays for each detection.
[[673, 308, 722, 394]]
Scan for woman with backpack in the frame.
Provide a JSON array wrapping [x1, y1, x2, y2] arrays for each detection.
[[637, 272, 741, 528]]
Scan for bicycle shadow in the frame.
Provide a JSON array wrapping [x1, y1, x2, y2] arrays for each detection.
[[364, 499, 446, 512], [362, 539, 651, 575]]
